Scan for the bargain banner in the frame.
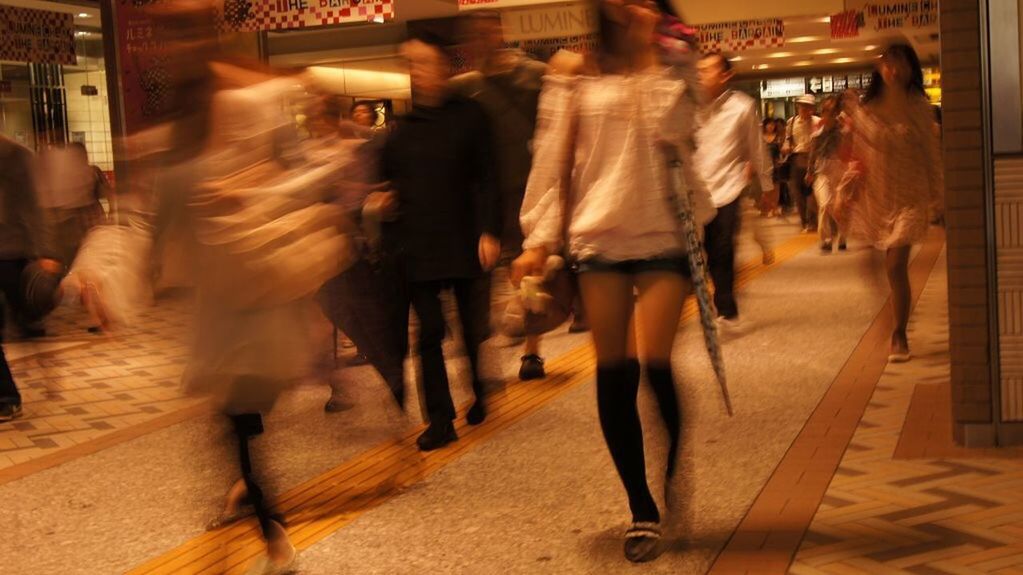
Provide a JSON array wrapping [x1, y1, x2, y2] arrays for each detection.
[[219, 0, 394, 31], [0, 5, 75, 65], [831, 0, 938, 40]]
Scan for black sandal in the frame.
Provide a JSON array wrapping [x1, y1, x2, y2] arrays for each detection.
[[624, 521, 662, 563]]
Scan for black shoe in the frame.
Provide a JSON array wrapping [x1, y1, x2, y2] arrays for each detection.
[[0, 400, 23, 422], [820, 241, 833, 253], [519, 355, 545, 381], [323, 394, 355, 413], [416, 421, 457, 451], [19, 326, 45, 339], [466, 399, 487, 425], [346, 353, 370, 367], [838, 242, 848, 251], [568, 319, 590, 333]]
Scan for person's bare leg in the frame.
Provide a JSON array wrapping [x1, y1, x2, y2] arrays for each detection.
[[580, 272, 663, 561], [524, 334, 540, 356], [886, 245, 912, 355]]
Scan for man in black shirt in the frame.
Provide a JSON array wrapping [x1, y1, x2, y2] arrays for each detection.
[[380, 37, 501, 451]]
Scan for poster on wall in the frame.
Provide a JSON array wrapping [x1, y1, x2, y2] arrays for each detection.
[[218, 0, 394, 31], [831, 0, 938, 40], [114, 0, 169, 137], [0, 5, 76, 65], [696, 19, 785, 54]]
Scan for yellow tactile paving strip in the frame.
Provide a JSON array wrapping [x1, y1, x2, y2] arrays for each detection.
[[710, 229, 947, 574], [128, 233, 820, 574], [790, 249, 1023, 575]]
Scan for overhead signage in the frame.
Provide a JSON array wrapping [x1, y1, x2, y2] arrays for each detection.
[[697, 18, 785, 54], [0, 5, 75, 65], [501, 2, 597, 42], [460, 0, 561, 10], [219, 0, 394, 31], [831, 0, 938, 40], [760, 77, 806, 99], [823, 76, 834, 93]]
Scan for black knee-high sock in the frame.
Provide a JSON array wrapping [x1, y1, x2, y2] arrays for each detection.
[[646, 362, 681, 479], [231, 413, 273, 539], [596, 360, 659, 524]]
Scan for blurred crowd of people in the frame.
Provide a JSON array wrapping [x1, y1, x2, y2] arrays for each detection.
[[0, 0, 943, 572]]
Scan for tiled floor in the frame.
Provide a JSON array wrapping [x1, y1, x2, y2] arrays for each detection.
[[790, 250, 1023, 574], [11, 219, 1023, 575], [0, 299, 195, 472]]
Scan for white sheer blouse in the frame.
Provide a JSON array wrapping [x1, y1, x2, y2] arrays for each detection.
[[519, 69, 714, 262]]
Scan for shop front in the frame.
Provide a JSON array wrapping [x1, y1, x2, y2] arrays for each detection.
[[0, 2, 113, 172]]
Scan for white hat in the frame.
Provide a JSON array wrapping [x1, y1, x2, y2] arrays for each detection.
[[795, 94, 817, 106]]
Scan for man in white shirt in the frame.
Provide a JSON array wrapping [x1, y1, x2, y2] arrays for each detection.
[[784, 94, 821, 232], [695, 53, 774, 328]]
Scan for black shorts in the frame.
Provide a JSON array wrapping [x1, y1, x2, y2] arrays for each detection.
[[575, 256, 691, 277]]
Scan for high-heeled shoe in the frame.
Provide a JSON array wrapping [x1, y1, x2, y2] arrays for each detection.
[[207, 479, 251, 531], [244, 520, 297, 575], [624, 521, 662, 563]]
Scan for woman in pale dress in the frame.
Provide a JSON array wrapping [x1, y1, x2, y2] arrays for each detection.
[[843, 43, 942, 362], [513, 0, 713, 562], [806, 95, 848, 253]]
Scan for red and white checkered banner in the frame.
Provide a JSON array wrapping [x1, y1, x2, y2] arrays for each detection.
[[830, 0, 938, 40], [696, 18, 785, 55], [219, 0, 394, 31], [458, 0, 556, 10], [0, 5, 76, 65]]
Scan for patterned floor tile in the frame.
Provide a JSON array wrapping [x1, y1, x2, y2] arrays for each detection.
[[791, 251, 1023, 574]]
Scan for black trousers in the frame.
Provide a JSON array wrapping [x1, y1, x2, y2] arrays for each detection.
[[0, 260, 27, 403], [704, 198, 742, 320], [409, 276, 491, 425], [789, 155, 816, 229]]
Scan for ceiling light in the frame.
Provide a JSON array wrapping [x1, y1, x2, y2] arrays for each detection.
[[729, 56, 743, 62], [789, 36, 825, 44], [78, 12, 90, 17], [793, 61, 813, 67], [816, 16, 831, 23], [813, 48, 840, 55], [865, 45, 878, 51], [767, 52, 795, 59], [832, 57, 855, 64], [754, 64, 769, 70]]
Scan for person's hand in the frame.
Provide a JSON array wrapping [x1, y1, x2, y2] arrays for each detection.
[[365, 189, 399, 222], [478, 233, 501, 272], [511, 247, 548, 288], [37, 258, 63, 275]]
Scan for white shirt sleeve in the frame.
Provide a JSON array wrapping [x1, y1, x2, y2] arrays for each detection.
[[744, 103, 774, 192], [520, 76, 575, 253]]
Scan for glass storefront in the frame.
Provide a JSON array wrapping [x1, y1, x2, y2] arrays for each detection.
[[0, 10, 113, 173]]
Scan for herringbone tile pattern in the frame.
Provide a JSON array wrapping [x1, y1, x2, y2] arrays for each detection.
[[0, 299, 195, 469], [792, 253, 1023, 574]]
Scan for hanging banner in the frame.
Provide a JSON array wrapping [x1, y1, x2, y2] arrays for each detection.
[[219, 0, 394, 31], [830, 0, 938, 40], [696, 18, 785, 54], [460, 0, 557, 10], [0, 5, 76, 65], [501, 2, 597, 42], [114, 0, 168, 136]]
